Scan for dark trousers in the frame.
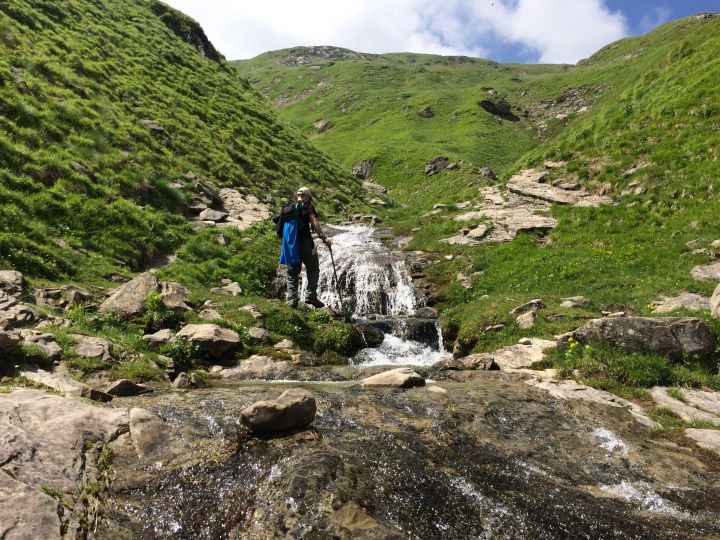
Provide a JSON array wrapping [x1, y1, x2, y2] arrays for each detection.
[[286, 239, 319, 304]]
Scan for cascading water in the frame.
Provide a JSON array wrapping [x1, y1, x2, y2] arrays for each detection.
[[302, 225, 450, 366]]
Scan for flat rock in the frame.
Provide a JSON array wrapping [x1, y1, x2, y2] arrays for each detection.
[[0, 304, 38, 330], [510, 299, 544, 315], [129, 407, 175, 460], [650, 387, 720, 424], [507, 169, 612, 207], [176, 323, 241, 360], [210, 281, 243, 296], [684, 428, 720, 453], [20, 332, 62, 359], [561, 296, 591, 308], [361, 367, 425, 388], [525, 378, 656, 427], [99, 272, 158, 317], [198, 208, 228, 222], [19, 366, 112, 402], [75, 336, 113, 361], [681, 388, 720, 415], [433, 353, 498, 371], [436, 339, 554, 371], [711, 283, 720, 318], [240, 388, 317, 434], [652, 293, 709, 314], [248, 327, 269, 342], [198, 308, 223, 320], [561, 317, 717, 362], [427, 385, 448, 394], [274, 338, 296, 351], [106, 379, 152, 397], [219, 355, 292, 380], [691, 262, 720, 281], [0, 473, 62, 540], [142, 328, 174, 349]]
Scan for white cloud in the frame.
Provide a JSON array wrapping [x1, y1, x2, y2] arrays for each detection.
[[163, 0, 628, 63], [640, 4, 671, 33]]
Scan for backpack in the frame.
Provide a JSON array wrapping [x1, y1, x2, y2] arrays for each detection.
[[272, 201, 305, 237]]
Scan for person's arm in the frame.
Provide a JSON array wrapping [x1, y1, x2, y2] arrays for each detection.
[[309, 214, 332, 246]]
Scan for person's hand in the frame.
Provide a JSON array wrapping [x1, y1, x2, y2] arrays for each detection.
[[324, 237, 333, 247]]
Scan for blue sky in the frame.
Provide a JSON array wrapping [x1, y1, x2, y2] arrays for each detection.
[[164, 0, 718, 64]]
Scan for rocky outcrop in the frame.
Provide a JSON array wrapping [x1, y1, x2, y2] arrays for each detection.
[[176, 324, 241, 361], [219, 355, 292, 380], [352, 159, 375, 179], [0, 329, 20, 353], [361, 367, 425, 388], [150, 1, 222, 61], [217, 188, 272, 231], [142, 328, 174, 349], [99, 272, 156, 317], [392, 318, 439, 348], [434, 339, 554, 371], [0, 473, 61, 540], [684, 428, 720, 453], [19, 331, 62, 359], [129, 407, 176, 460], [650, 387, 719, 424], [478, 97, 513, 117], [690, 262, 720, 281], [560, 317, 717, 361], [507, 169, 612, 207], [424, 156, 449, 176], [313, 119, 334, 132], [0, 269, 23, 295], [75, 336, 113, 361], [240, 388, 317, 434], [652, 293, 709, 314], [0, 304, 38, 330], [35, 285, 92, 308], [210, 281, 243, 296], [19, 366, 112, 402]]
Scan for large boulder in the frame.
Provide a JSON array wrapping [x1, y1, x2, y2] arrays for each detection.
[[75, 336, 113, 362], [219, 355, 292, 380], [240, 388, 317, 434], [560, 317, 717, 362], [0, 269, 23, 295], [176, 323, 241, 361], [711, 283, 720, 319], [361, 367, 425, 388], [106, 379, 152, 397], [393, 318, 439, 348], [99, 272, 158, 317], [478, 97, 512, 116], [353, 324, 384, 348]]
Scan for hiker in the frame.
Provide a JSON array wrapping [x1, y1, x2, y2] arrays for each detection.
[[278, 187, 332, 308]]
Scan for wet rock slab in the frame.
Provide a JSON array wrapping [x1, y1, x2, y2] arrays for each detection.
[[240, 388, 317, 434]]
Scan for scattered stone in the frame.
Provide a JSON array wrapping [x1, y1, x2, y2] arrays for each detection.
[[507, 169, 612, 207], [484, 324, 505, 333], [692, 262, 720, 281], [142, 328, 174, 349], [140, 119, 163, 131], [516, 311, 536, 329], [425, 156, 449, 176], [352, 159, 375, 179], [361, 367, 425, 388], [510, 299, 544, 315], [544, 160, 566, 169], [19, 366, 112, 402], [0, 304, 38, 330], [20, 332, 62, 359], [248, 327, 269, 342], [560, 296, 591, 308], [189, 373, 206, 387], [684, 429, 720, 454], [427, 385, 448, 394], [198, 308, 223, 320], [711, 283, 720, 318], [0, 270, 23, 294], [218, 188, 272, 231], [176, 324, 241, 360], [159, 281, 191, 310], [418, 106, 433, 118], [99, 272, 158, 317], [313, 119, 334, 132], [75, 336, 113, 361], [274, 339, 296, 351], [414, 307, 439, 319], [560, 317, 717, 362], [198, 208, 228, 222], [457, 272, 472, 289], [652, 293, 710, 314], [220, 355, 292, 380], [241, 388, 317, 434], [650, 387, 720, 424], [172, 372, 189, 389], [362, 180, 387, 193], [106, 379, 152, 397], [210, 281, 243, 296], [240, 304, 263, 319]]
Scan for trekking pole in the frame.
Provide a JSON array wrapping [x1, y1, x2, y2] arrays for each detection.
[[328, 245, 345, 312]]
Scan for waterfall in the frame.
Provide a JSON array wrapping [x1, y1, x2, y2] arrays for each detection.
[[302, 225, 450, 366]]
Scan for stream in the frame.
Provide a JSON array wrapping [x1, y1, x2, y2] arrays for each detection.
[[98, 226, 720, 539]]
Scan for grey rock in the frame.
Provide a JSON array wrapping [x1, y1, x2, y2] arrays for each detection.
[[241, 388, 317, 434], [437, 339, 555, 371], [353, 324, 384, 348], [362, 367, 425, 388], [652, 293, 710, 314], [418, 106, 433, 118], [516, 311, 536, 329], [0, 290, 17, 311], [142, 328, 174, 349], [414, 306, 439, 319], [478, 96, 512, 116], [362, 180, 386, 194], [19, 366, 112, 402], [353, 159, 375, 179], [314, 119, 334, 132], [0, 473, 62, 540], [393, 318, 439, 348], [691, 262, 720, 281], [711, 283, 720, 318], [561, 317, 717, 362], [105, 379, 152, 397], [248, 327, 269, 342], [507, 169, 612, 207], [75, 336, 113, 361], [433, 354, 498, 371], [217, 188, 272, 231], [560, 296, 591, 308], [21, 332, 62, 359], [159, 281, 191, 310], [176, 323, 241, 360], [650, 387, 719, 424], [219, 355, 292, 380], [99, 272, 158, 317], [0, 304, 38, 330], [198, 308, 223, 320], [210, 281, 243, 296], [129, 407, 174, 460], [172, 372, 189, 388], [425, 156, 449, 176], [0, 329, 20, 352], [240, 304, 263, 319], [274, 338, 296, 351], [0, 269, 23, 294], [198, 208, 229, 222], [189, 373, 206, 387], [510, 299, 544, 315], [684, 428, 720, 453]]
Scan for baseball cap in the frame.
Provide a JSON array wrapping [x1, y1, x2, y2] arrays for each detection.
[[296, 187, 312, 197]]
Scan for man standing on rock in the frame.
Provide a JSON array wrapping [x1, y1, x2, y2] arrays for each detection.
[[282, 187, 332, 308]]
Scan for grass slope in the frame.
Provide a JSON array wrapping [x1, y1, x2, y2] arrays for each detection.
[[235, 17, 720, 386], [0, 0, 366, 281]]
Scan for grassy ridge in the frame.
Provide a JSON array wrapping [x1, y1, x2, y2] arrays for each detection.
[[0, 0, 366, 280]]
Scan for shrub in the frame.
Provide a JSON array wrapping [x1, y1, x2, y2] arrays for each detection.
[[142, 291, 185, 333], [159, 337, 200, 373], [313, 321, 356, 356]]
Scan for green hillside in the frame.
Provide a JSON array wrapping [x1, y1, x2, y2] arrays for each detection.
[[235, 16, 720, 387], [0, 0, 366, 281]]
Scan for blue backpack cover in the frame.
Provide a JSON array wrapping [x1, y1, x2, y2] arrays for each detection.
[[279, 216, 300, 265]]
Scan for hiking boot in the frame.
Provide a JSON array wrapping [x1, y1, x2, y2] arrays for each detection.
[[305, 298, 325, 309], [286, 300, 298, 308]]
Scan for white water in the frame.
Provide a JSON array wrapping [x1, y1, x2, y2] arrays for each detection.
[[306, 225, 451, 366]]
